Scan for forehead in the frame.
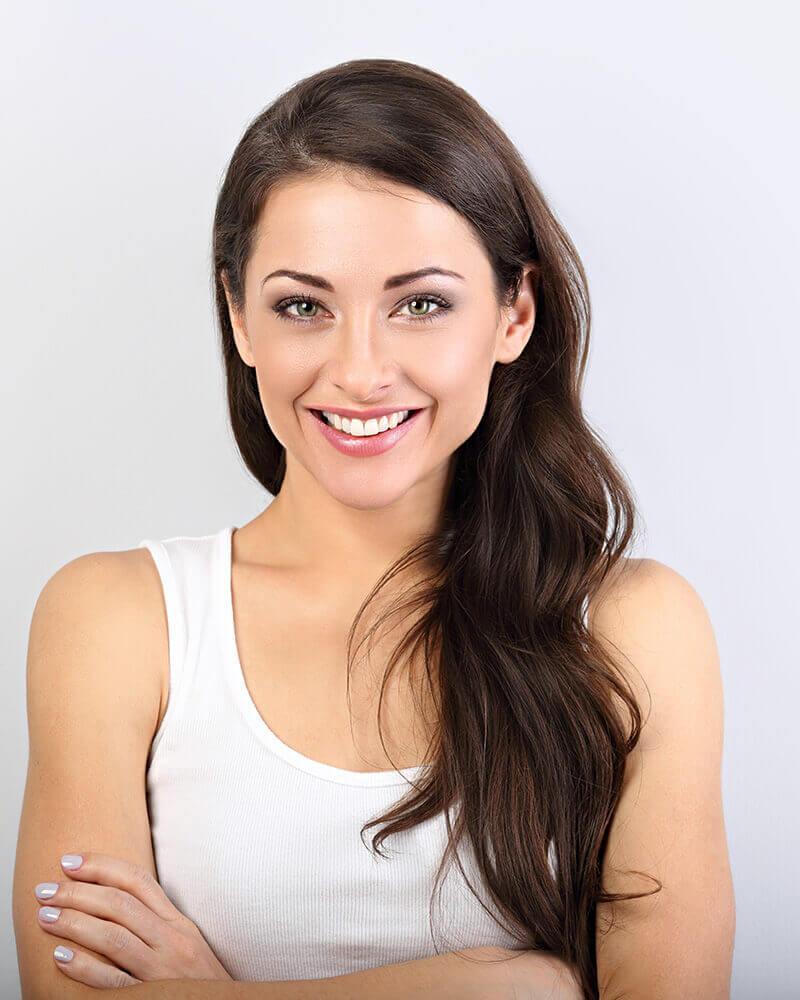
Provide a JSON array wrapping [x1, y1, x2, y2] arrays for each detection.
[[249, 171, 489, 287]]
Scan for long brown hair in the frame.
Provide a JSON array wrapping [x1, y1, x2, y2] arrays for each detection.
[[212, 58, 660, 998]]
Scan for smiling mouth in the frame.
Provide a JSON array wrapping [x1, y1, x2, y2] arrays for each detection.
[[310, 408, 422, 436]]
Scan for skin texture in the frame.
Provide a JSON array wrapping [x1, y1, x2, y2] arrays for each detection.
[[221, 168, 537, 589]]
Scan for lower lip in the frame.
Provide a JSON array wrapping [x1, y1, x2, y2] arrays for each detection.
[[308, 409, 425, 456]]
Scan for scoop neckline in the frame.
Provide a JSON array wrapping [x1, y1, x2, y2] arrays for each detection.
[[218, 524, 428, 788]]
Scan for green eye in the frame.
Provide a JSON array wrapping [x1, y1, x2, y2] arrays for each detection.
[[403, 298, 438, 317], [272, 291, 453, 326], [277, 298, 320, 320]]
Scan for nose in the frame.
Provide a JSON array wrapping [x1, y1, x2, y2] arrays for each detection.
[[325, 320, 396, 402]]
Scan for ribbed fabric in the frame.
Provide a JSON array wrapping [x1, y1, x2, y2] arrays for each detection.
[[137, 526, 549, 982]]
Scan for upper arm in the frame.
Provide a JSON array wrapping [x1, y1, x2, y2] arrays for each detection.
[[591, 559, 735, 1000], [13, 549, 168, 1000]]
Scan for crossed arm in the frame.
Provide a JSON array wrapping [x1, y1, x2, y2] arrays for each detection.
[[96, 948, 577, 1000], [18, 843, 581, 999], [20, 851, 573, 997]]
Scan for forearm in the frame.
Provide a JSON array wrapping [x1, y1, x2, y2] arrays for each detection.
[[108, 946, 521, 1000]]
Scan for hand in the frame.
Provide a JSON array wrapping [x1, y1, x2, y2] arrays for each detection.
[[34, 851, 234, 989]]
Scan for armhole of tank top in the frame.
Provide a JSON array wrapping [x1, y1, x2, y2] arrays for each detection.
[[137, 538, 186, 769]]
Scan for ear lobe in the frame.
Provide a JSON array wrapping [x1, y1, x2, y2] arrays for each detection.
[[220, 269, 256, 368], [232, 319, 256, 369]]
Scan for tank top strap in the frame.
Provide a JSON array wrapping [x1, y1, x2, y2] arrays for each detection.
[[136, 529, 226, 767]]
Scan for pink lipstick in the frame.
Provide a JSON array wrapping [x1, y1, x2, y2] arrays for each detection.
[[307, 407, 425, 457]]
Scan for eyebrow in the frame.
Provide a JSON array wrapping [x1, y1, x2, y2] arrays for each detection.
[[259, 266, 465, 294]]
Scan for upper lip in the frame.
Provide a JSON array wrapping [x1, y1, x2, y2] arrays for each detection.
[[308, 405, 422, 420]]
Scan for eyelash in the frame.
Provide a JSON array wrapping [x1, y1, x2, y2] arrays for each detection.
[[271, 292, 453, 326]]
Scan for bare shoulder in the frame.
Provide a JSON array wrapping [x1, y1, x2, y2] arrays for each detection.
[[587, 556, 709, 630], [586, 557, 721, 746], [29, 545, 168, 742]]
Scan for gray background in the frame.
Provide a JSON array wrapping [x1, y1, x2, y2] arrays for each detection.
[[3, 1, 798, 996]]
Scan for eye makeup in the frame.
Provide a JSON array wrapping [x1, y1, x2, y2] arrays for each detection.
[[271, 291, 454, 326]]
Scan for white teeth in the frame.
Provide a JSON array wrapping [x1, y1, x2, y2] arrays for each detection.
[[321, 409, 411, 436]]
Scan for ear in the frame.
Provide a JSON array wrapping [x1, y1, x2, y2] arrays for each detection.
[[221, 269, 256, 368], [494, 262, 538, 365]]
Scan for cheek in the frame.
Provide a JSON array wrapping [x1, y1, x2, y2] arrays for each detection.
[[253, 334, 308, 388], [249, 340, 312, 442], [421, 340, 494, 438], [426, 337, 493, 402]]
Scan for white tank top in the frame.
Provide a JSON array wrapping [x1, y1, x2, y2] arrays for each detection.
[[137, 525, 544, 982]]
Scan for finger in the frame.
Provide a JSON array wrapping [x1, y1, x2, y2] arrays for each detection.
[[37, 905, 158, 980], [59, 852, 185, 923], [51, 944, 141, 989], [35, 879, 167, 950]]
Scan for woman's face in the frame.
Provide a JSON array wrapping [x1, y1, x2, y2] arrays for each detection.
[[223, 169, 536, 512]]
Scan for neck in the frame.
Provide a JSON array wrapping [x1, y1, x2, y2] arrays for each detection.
[[252, 454, 453, 587]]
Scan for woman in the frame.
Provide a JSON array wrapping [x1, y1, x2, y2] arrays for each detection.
[[14, 59, 735, 999]]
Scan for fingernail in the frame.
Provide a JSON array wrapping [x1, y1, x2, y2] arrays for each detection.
[[39, 906, 61, 922], [54, 946, 73, 962], [35, 882, 59, 900], [61, 854, 82, 870]]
